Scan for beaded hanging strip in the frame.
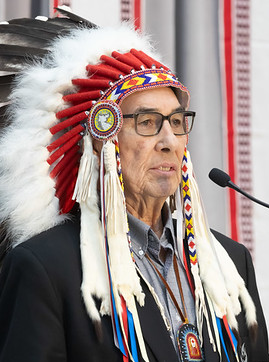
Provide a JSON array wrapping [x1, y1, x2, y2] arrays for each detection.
[[114, 139, 135, 261], [181, 148, 197, 267]]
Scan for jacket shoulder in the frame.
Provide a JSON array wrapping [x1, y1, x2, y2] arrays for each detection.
[[210, 228, 249, 264], [3, 216, 82, 294], [13, 216, 81, 262]]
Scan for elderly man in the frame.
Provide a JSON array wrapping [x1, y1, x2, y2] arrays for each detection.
[[0, 14, 268, 362]]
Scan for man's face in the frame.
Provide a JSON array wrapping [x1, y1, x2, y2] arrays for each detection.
[[118, 87, 187, 205]]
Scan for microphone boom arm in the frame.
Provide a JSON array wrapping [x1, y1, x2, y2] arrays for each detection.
[[227, 181, 269, 209], [209, 167, 269, 209]]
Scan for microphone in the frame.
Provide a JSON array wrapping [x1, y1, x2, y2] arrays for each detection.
[[208, 168, 269, 209]]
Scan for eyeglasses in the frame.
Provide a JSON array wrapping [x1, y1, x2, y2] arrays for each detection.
[[122, 110, 195, 136]]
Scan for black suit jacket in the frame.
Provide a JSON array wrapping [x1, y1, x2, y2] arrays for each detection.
[[0, 217, 268, 362]]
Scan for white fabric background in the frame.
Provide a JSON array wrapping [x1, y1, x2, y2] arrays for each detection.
[[251, 0, 269, 331]]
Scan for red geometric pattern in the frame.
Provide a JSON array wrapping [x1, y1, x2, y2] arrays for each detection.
[[185, 203, 191, 213], [221, 0, 253, 252], [234, 0, 253, 253]]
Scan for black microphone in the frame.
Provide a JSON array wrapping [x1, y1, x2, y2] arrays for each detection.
[[209, 168, 269, 209]]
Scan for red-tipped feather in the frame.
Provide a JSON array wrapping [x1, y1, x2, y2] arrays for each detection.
[[56, 165, 78, 199], [72, 78, 111, 89], [63, 90, 101, 103], [47, 124, 85, 152], [58, 166, 79, 213], [100, 55, 133, 74], [47, 133, 83, 165], [60, 186, 77, 214], [56, 101, 93, 119], [59, 183, 78, 213], [55, 153, 80, 190], [87, 64, 122, 80], [112, 51, 145, 70], [50, 112, 86, 135], [130, 49, 169, 71], [60, 197, 77, 215], [49, 145, 80, 179]]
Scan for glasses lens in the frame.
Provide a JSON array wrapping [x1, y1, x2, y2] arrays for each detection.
[[170, 112, 193, 135], [136, 113, 162, 135]]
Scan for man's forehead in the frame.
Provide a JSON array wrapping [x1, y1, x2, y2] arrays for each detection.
[[120, 87, 182, 113]]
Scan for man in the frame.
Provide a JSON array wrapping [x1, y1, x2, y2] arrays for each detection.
[[0, 13, 268, 362]]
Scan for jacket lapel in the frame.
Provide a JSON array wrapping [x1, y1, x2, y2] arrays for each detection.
[[137, 277, 179, 362]]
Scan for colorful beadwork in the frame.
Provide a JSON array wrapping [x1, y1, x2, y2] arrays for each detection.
[[88, 101, 123, 140], [102, 69, 187, 104], [182, 149, 197, 266], [177, 323, 204, 362], [114, 140, 124, 188]]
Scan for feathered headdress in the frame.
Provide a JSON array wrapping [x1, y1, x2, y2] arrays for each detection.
[[0, 10, 257, 361]]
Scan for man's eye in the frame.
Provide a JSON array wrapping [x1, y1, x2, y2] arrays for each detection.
[[140, 120, 151, 126], [171, 118, 182, 127], [137, 117, 155, 127]]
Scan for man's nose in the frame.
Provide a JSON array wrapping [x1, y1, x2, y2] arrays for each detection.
[[155, 120, 178, 152]]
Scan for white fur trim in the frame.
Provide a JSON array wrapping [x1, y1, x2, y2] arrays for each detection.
[[73, 136, 110, 320]]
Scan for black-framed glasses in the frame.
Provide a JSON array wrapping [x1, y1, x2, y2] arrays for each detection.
[[122, 110, 196, 136]]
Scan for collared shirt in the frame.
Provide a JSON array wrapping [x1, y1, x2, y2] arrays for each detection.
[[128, 203, 196, 355]]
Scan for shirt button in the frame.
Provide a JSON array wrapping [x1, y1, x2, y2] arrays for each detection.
[[139, 249, 144, 256]]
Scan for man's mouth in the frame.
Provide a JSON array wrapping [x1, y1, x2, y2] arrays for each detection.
[[158, 166, 173, 171]]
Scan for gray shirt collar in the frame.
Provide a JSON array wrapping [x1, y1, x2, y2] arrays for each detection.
[[128, 203, 178, 260]]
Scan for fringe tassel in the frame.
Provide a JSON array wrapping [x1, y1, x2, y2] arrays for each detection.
[[128, 297, 150, 362], [205, 290, 222, 355], [103, 141, 128, 236], [73, 135, 96, 202]]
